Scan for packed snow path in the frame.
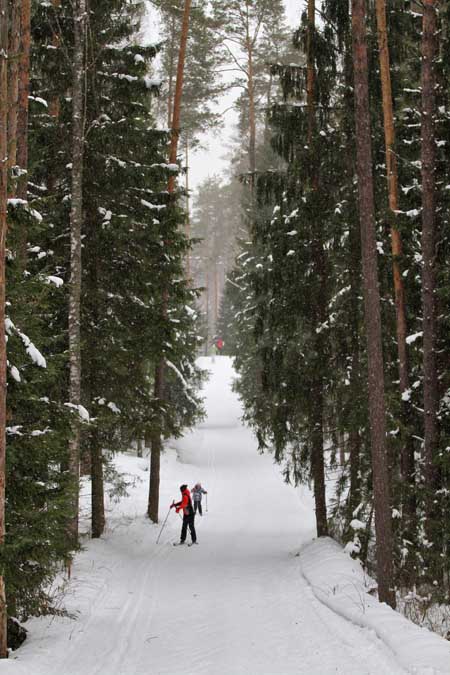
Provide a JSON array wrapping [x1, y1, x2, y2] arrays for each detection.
[[10, 357, 406, 675]]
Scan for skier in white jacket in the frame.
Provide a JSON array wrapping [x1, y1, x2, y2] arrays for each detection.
[[192, 483, 208, 516]]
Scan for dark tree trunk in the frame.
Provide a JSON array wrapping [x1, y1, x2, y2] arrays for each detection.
[[375, 0, 415, 523], [48, 0, 61, 119], [306, 0, 315, 145], [348, 251, 362, 520], [166, 14, 176, 129], [148, 362, 164, 522], [420, 0, 439, 542], [137, 438, 143, 458], [149, 0, 192, 523], [351, 0, 395, 609], [17, 0, 31, 203], [311, 381, 328, 536], [91, 428, 105, 538], [88, 224, 105, 538], [0, 0, 8, 657], [344, 38, 362, 525], [247, 30, 256, 175], [306, 0, 328, 537], [7, 0, 20, 183]]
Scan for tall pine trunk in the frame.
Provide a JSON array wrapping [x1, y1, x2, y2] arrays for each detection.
[[91, 428, 105, 539], [351, 0, 395, 609], [420, 0, 439, 543], [7, 0, 20, 184], [148, 0, 192, 523], [88, 226, 105, 538], [348, 217, 362, 521], [306, 0, 315, 144], [246, 12, 256, 176], [17, 0, 30, 205], [375, 0, 415, 514], [306, 0, 328, 537], [185, 137, 191, 279], [0, 0, 8, 657], [48, 0, 61, 119], [68, 0, 87, 542], [166, 14, 176, 129]]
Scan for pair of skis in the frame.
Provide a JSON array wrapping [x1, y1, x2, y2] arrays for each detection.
[[173, 541, 198, 547]]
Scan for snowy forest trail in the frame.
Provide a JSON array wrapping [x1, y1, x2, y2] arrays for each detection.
[[8, 357, 406, 675]]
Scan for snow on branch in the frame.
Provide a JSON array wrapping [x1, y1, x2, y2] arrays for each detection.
[[165, 359, 198, 407]]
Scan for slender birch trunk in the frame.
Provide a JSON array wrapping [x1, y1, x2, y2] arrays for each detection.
[[420, 0, 439, 539], [351, 0, 395, 608], [0, 0, 9, 656], [148, 0, 192, 523], [68, 0, 87, 543]]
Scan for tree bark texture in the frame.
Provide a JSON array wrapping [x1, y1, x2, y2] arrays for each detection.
[[348, 221, 362, 520], [166, 14, 176, 130], [149, 0, 192, 523], [306, 0, 315, 145], [185, 137, 190, 279], [375, 0, 415, 502], [167, 0, 192, 192], [7, 0, 20, 180], [90, 428, 105, 538], [0, 0, 8, 657], [48, 0, 62, 119], [306, 0, 328, 537], [68, 0, 87, 543], [137, 438, 143, 458], [311, 380, 328, 536], [17, 0, 31, 202], [420, 0, 439, 529], [246, 14, 256, 176], [351, 0, 395, 609], [148, 361, 164, 522], [87, 225, 105, 538]]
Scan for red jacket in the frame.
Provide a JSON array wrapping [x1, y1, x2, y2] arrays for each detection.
[[174, 488, 193, 515]]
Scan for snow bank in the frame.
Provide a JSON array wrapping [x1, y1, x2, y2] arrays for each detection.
[[300, 538, 450, 675]]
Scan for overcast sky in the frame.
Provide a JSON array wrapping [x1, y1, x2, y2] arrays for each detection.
[[143, 1, 304, 192], [187, 1, 303, 192]]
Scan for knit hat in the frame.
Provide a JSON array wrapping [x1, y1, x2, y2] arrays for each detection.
[[180, 484, 187, 491]]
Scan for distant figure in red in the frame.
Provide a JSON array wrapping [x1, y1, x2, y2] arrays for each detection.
[[171, 484, 197, 546], [215, 337, 224, 353]]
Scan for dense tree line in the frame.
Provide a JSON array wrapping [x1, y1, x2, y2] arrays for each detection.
[[0, 0, 203, 652], [1, 0, 450, 656], [220, 0, 450, 609]]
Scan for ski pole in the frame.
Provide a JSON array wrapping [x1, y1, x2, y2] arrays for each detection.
[[206, 494, 208, 512], [156, 507, 172, 544]]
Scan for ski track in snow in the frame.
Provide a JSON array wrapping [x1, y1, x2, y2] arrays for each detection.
[[8, 357, 407, 675]]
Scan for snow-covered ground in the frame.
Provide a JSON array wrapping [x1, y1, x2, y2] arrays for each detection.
[[4, 357, 450, 674]]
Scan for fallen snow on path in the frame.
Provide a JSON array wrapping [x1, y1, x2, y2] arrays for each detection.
[[4, 357, 446, 674]]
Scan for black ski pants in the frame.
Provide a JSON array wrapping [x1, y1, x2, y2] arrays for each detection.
[[180, 512, 196, 543], [194, 501, 202, 516]]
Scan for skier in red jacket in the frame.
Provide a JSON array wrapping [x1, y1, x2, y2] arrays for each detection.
[[170, 484, 197, 545]]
